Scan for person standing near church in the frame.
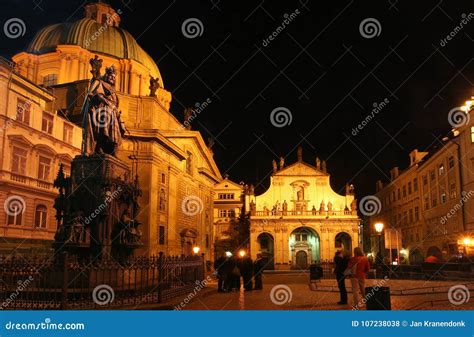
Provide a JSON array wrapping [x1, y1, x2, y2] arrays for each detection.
[[253, 254, 265, 290], [334, 250, 349, 304], [346, 247, 370, 309]]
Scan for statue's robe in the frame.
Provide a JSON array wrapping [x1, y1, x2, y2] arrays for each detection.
[[83, 79, 125, 155]]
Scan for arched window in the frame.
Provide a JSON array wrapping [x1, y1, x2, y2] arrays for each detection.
[[35, 205, 48, 228]]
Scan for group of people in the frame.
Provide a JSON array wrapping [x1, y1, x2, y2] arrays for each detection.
[[334, 247, 371, 309], [214, 252, 266, 292]]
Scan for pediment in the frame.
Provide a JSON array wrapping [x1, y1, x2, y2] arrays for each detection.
[[274, 162, 327, 177]]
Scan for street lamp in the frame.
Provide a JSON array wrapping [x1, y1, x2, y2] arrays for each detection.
[[192, 246, 200, 255], [225, 251, 233, 257], [374, 222, 384, 263], [238, 250, 246, 258]]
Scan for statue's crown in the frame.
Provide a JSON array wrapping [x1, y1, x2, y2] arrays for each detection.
[[105, 65, 116, 75]]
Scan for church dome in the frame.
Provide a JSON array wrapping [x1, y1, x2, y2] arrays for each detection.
[[26, 2, 162, 84]]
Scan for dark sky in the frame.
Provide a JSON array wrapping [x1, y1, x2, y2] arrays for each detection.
[[1, 0, 473, 198]]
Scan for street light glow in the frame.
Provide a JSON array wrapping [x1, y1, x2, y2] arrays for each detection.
[[463, 238, 471, 246], [192, 246, 200, 254], [238, 250, 246, 257], [374, 222, 384, 233], [225, 251, 232, 257]]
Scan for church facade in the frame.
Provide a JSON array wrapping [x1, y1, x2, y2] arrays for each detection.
[[247, 150, 360, 270], [1, 2, 221, 261]]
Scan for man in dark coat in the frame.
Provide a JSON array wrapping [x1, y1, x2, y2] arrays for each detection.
[[238, 254, 253, 291], [253, 254, 265, 290], [214, 254, 226, 292], [334, 250, 349, 304]]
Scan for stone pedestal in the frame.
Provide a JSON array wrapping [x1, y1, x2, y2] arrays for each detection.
[[53, 154, 143, 262]]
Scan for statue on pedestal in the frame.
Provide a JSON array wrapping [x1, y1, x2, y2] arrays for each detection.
[[279, 156, 285, 170], [89, 55, 103, 80], [272, 159, 277, 173]]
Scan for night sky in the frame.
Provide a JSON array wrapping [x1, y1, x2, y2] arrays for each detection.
[[1, 0, 473, 198]]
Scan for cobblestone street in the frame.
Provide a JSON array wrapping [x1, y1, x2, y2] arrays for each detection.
[[170, 274, 474, 310]]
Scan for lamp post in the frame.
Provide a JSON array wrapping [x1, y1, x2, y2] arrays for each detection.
[[374, 222, 384, 261]]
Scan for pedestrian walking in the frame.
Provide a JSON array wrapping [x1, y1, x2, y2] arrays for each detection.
[[334, 250, 349, 304], [345, 247, 370, 309]]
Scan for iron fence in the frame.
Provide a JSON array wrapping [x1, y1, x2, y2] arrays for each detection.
[[0, 253, 204, 310]]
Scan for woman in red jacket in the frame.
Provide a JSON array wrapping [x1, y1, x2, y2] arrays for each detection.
[[346, 247, 370, 309]]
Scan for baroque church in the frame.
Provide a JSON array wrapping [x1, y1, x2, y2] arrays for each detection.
[[246, 148, 360, 270], [0, 2, 221, 261]]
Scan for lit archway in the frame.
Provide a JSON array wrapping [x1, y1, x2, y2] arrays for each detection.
[[289, 227, 320, 269], [257, 232, 274, 270], [335, 232, 352, 254]]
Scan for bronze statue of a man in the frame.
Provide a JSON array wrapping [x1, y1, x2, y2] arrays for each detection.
[[82, 64, 125, 156]]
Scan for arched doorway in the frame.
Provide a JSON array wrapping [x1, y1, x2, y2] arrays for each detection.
[[335, 232, 352, 254], [289, 227, 320, 269], [180, 228, 198, 256], [257, 233, 274, 270]]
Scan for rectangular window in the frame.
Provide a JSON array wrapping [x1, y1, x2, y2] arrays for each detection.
[[218, 193, 234, 200], [414, 206, 419, 221], [439, 164, 445, 176], [397, 188, 401, 200], [38, 156, 51, 181], [219, 210, 227, 217], [402, 185, 406, 197], [424, 195, 430, 210], [63, 123, 73, 143], [7, 210, 22, 226], [408, 182, 412, 194], [409, 209, 413, 223], [422, 175, 428, 186], [431, 189, 438, 207], [161, 173, 166, 184], [471, 126, 474, 143], [430, 170, 435, 182], [228, 209, 236, 218], [42, 74, 57, 86], [449, 182, 457, 199], [158, 225, 165, 245], [441, 193, 447, 204], [413, 178, 418, 192], [16, 98, 30, 125], [12, 146, 27, 175], [41, 112, 54, 134], [448, 156, 455, 169]]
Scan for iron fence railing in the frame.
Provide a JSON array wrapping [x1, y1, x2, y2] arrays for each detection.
[[0, 253, 204, 310]]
